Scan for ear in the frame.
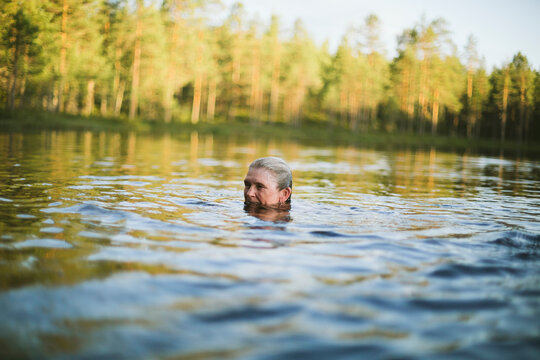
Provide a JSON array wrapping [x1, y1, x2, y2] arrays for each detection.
[[279, 187, 292, 203]]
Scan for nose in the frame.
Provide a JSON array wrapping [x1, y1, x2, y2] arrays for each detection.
[[246, 185, 256, 199]]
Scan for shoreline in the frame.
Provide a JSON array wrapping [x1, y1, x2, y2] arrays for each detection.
[[1, 109, 539, 158]]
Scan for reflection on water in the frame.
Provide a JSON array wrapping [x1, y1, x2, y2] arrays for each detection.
[[244, 202, 292, 224], [1, 130, 540, 359]]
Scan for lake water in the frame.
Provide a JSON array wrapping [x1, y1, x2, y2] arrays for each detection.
[[1, 130, 539, 359]]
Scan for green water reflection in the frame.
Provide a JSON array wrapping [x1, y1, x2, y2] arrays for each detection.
[[0, 130, 538, 292]]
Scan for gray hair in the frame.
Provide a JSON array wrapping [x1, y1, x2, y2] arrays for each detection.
[[249, 156, 293, 192]]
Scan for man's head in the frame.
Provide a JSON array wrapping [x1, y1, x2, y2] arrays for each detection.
[[243, 157, 292, 206]]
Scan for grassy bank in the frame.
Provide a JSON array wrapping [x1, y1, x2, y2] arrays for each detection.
[[1, 109, 539, 157]]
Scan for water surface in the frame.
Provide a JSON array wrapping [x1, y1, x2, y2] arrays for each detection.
[[1, 131, 539, 359]]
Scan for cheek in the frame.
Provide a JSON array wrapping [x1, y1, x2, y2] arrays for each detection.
[[255, 189, 267, 200], [265, 189, 279, 201]]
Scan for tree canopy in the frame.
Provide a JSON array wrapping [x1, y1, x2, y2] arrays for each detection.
[[1, 0, 539, 142]]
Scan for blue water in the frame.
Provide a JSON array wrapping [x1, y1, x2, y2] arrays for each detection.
[[0, 131, 539, 359]]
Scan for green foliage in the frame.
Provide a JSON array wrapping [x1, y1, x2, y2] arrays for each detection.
[[0, 1, 538, 143], [0, 0, 50, 110]]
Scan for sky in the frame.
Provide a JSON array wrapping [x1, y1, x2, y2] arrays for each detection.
[[220, 0, 540, 71]]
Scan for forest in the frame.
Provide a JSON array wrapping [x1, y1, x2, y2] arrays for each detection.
[[1, 0, 539, 143]]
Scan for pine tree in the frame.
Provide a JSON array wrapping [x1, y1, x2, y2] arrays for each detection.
[[281, 19, 321, 126], [362, 14, 388, 130], [391, 42, 419, 132], [264, 15, 281, 123], [1, 2, 42, 111], [509, 52, 534, 143]]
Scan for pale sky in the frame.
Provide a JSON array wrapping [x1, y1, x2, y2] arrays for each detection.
[[220, 0, 540, 71]]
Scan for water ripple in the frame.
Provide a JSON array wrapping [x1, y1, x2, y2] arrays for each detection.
[[1, 132, 540, 359]]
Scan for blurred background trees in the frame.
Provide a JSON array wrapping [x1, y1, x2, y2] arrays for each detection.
[[1, 0, 538, 143]]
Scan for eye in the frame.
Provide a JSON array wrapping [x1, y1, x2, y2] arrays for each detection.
[[256, 184, 264, 189]]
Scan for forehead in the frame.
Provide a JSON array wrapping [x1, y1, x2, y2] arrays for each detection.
[[245, 167, 278, 186]]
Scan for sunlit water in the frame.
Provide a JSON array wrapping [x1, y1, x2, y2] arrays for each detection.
[[1, 131, 539, 359]]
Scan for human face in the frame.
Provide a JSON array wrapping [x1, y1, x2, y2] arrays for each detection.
[[243, 167, 290, 206]]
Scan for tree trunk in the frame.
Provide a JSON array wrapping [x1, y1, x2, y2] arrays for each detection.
[[191, 72, 202, 124], [163, 63, 176, 123], [349, 92, 358, 131], [370, 104, 377, 130], [501, 71, 509, 142], [206, 78, 216, 122], [51, 84, 59, 111], [407, 80, 414, 132], [524, 103, 530, 144], [163, 23, 181, 123], [418, 56, 429, 135], [100, 88, 108, 115], [19, 49, 29, 107], [466, 69, 473, 137], [400, 69, 408, 131], [431, 89, 439, 135], [191, 31, 204, 125], [269, 39, 280, 122], [163, 52, 178, 123], [129, 2, 142, 120], [66, 84, 79, 114], [339, 89, 347, 126], [249, 45, 261, 124], [367, 78, 374, 129], [282, 97, 290, 124], [114, 81, 125, 116], [292, 73, 305, 127], [453, 114, 459, 136], [360, 81, 368, 129], [418, 92, 426, 134], [111, 42, 122, 116], [113, 44, 121, 100], [469, 113, 477, 138], [228, 48, 240, 122], [7, 33, 20, 111], [474, 109, 481, 138], [84, 79, 95, 116], [58, 0, 68, 112], [518, 77, 525, 143], [256, 79, 263, 123]]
